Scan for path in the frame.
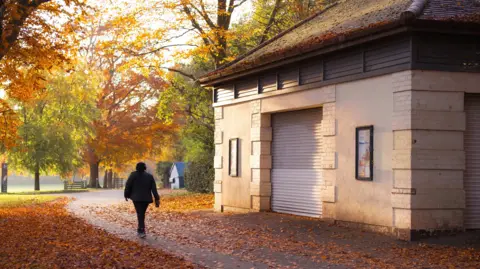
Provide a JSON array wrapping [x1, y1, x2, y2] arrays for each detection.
[[65, 190, 480, 268], [66, 190, 341, 269], [0, 195, 195, 269], [58, 189, 125, 206]]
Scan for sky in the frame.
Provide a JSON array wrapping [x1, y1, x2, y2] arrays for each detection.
[[0, 1, 255, 100], [87, 0, 254, 66]]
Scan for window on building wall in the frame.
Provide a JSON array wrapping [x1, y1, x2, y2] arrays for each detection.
[[229, 138, 239, 177], [355, 126, 374, 181]]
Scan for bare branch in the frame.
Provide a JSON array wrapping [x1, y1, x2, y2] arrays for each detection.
[[140, 64, 198, 81], [107, 83, 142, 115], [190, 1, 217, 30], [182, 5, 211, 45], [260, 0, 282, 44], [124, 44, 197, 57], [232, 0, 248, 9], [162, 67, 197, 81], [162, 28, 195, 43]]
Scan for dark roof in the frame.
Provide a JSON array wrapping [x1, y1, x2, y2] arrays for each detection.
[[200, 0, 480, 85], [422, 0, 480, 19], [172, 162, 186, 177]]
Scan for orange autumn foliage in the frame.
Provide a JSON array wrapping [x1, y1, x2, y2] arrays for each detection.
[[95, 194, 480, 269], [1, 0, 85, 101], [156, 193, 214, 212], [81, 14, 180, 181], [109, 192, 214, 216], [0, 198, 195, 268], [0, 98, 19, 151], [0, 0, 86, 150], [161, 0, 247, 68]]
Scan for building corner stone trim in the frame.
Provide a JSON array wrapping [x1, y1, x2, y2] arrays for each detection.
[[249, 100, 272, 211]]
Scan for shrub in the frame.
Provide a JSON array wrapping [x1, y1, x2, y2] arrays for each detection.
[[156, 162, 173, 188], [184, 159, 213, 193]]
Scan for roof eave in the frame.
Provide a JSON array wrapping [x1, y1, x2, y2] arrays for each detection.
[[200, 21, 408, 87], [411, 19, 480, 34], [201, 18, 480, 87]]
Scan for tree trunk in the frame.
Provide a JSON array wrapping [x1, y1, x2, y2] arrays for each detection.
[[0, 1, 50, 61], [107, 169, 113, 189], [163, 166, 171, 189], [103, 170, 108, 189], [259, 0, 282, 44], [89, 161, 99, 188], [1, 162, 7, 193], [113, 172, 118, 188], [34, 162, 40, 191]]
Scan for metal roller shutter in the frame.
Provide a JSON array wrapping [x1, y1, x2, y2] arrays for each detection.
[[271, 108, 323, 217], [465, 94, 480, 229]]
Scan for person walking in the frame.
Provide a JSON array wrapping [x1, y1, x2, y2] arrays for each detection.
[[124, 162, 160, 238]]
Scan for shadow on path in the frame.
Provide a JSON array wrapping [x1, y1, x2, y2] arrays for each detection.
[[65, 190, 480, 269], [66, 190, 336, 269]]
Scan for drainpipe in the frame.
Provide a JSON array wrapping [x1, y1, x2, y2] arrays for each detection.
[[400, 0, 427, 23]]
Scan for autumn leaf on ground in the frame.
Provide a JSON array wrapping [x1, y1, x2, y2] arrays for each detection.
[[90, 192, 480, 269], [0, 197, 197, 269]]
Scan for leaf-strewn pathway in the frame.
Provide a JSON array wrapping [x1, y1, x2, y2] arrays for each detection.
[[68, 190, 480, 269], [0, 198, 195, 269]]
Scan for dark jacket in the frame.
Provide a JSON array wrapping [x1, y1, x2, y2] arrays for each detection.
[[124, 171, 160, 203]]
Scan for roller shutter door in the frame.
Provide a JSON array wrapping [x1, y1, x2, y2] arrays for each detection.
[[465, 94, 480, 229], [271, 108, 323, 217]]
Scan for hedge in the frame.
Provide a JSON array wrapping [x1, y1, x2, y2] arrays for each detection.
[[184, 159, 213, 193]]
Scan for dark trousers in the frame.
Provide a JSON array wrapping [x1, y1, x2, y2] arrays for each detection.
[[133, 202, 150, 232]]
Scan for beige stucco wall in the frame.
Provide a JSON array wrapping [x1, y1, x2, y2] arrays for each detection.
[[335, 75, 393, 227], [215, 74, 395, 225], [219, 102, 252, 209], [214, 69, 480, 234], [217, 85, 336, 212]]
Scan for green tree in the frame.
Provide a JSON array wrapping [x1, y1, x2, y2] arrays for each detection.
[[156, 161, 173, 188], [157, 64, 215, 192], [9, 66, 99, 190], [228, 0, 333, 56], [158, 67, 214, 158], [156, 1, 331, 193]]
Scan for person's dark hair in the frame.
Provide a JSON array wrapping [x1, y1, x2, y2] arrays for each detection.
[[136, 162, 147, 172]]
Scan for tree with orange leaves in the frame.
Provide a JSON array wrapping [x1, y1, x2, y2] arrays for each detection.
[[0, 0, 83, 61], [84, 71, 176, 188], [0, 99, 18, 155], [0, 0, 86, 153], [0, 0, 85, 100], [80, 12, 178, 188]]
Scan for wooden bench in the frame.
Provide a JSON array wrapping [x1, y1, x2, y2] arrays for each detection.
[[64, 181, 87, 190]]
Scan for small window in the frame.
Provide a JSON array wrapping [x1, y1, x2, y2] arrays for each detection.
[[355, 126, 374, 181], [229, 138, 239, 177]]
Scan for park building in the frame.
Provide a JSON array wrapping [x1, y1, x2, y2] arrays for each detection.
[[200, 0, 480, 240]]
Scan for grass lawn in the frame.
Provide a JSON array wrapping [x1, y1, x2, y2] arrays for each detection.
[[7, 189, 92, 195], [0, 194, 58, 207]]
